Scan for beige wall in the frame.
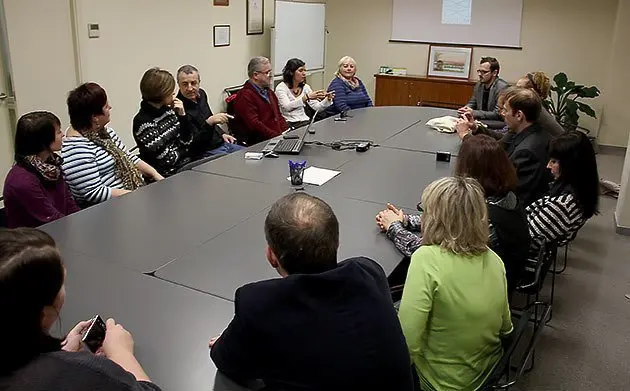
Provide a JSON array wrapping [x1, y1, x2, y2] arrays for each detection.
[[599, 0, 630, 147], [325, 0, 619, 143], [3, 0, 77, 126], [74, 0, 325, 148], [612, 0, 630, 230]]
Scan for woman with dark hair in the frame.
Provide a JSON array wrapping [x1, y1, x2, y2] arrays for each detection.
[[3, 111, 80, 228], [0, 227, 160, 390], [377, 135, 530, 293], [63, 82, 163, 205], [274, 58, 334, 128], [525, 131, 599, 274]]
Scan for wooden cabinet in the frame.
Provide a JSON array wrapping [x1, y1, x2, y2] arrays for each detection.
[[374, 74, 475, 109]]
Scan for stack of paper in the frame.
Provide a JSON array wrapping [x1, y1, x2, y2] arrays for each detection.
[[287, 166, 341, 186]]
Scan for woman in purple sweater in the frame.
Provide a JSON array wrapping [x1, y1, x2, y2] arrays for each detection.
[[326, 56, 373, 115], [3, 111, 80, 228]]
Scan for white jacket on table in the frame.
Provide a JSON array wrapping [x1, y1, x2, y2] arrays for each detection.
[[275, 82, 332, 123]]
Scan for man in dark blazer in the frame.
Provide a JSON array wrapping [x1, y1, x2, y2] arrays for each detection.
[[456, 87, 551, 207], [459, 57, 509, 121], [499, 87, 552, 206], [209, 193, 415, 391], [231, 56, 288, 146]]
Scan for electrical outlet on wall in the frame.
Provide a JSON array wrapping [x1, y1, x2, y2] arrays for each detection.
[[88, 23, 100, 39]]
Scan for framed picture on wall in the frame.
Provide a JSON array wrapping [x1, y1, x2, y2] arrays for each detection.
[[246, 0, 264, 35], [213, 0, 229, 5], [213, 25, 230, 47], [426, 45, 473, 79]]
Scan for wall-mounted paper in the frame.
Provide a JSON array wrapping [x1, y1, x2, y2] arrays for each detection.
[[442, 0, 472, 25]]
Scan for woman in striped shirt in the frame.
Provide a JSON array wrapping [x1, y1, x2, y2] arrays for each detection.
[[62, 83, 164, 205], [525, 131, 599, 276]]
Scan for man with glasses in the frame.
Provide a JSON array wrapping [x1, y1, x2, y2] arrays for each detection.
[[458, 57, 509, 121], [232, 56, 288, 145]]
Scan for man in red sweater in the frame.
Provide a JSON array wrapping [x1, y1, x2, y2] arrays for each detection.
[[232, 56, 288, 146]]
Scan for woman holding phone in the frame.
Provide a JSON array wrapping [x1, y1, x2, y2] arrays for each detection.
[[0, 228, 161, 391], [275, 58, 334, 129]]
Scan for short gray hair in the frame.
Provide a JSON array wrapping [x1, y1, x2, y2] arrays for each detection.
[[177, 64, 199, 81], [248, 56, 270, 78]]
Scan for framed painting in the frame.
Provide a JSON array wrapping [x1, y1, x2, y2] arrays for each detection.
[[427, 45, 473, 79]]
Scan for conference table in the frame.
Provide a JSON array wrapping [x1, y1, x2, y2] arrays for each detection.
[[41, 106, 462, 391]]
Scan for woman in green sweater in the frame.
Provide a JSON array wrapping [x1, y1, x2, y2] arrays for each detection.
[[398, 176, 513, 391]]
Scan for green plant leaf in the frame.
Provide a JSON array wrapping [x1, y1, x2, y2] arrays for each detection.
[[554, 72, 568, 87], [576, 101, 597, 118], [580, 86, 600, 98]]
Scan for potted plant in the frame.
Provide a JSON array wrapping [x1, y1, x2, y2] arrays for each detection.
[[544, 72, 600, 133]]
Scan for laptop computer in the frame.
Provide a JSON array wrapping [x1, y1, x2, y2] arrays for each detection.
[[262, 109, 319, 155]]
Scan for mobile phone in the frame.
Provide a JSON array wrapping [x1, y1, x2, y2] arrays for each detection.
[[436, 151, 451, 163], [82, 315, 107, 353]]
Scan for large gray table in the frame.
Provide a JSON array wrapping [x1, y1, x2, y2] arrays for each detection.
[[155, 194, 405, 301], [41, 106, 463, 391], [316, 146, 456, 210], [42, 171, 287, 273], [56, 247, 247, 391], [382, 108, 462, 156], [193, 142, 360, 186], [301, 106, 426, 143]]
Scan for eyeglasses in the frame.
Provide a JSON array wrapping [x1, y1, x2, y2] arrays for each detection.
[[416, 203, 423, 213], [476, 69, 491, 75], [257, 70, 273, 77]]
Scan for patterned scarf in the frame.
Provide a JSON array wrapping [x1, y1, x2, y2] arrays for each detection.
[[82, 127, 144, 191], [24, 154, 62, 182], [337, 74, 360, 90]]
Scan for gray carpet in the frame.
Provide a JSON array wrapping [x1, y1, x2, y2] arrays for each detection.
[[513, 153, 630, 390]]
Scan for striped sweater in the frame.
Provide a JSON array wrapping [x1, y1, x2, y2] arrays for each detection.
[[525, 184, 585, 273], [132, 100, 193, 176], [61, 127, 139, 204]]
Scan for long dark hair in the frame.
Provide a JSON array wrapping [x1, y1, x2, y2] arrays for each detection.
[[455, 134, 517, 197], [282, 58, 306, 89], [549, 132, 599, 218], [14, 111, 61, 164], [0, 228, 65, 375]]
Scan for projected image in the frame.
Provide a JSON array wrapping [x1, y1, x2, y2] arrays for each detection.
[[442, 0, 472, 25], [427, 45, 473, 79]]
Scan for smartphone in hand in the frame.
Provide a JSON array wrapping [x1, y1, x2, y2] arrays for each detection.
[[82, 315, 107, 353]]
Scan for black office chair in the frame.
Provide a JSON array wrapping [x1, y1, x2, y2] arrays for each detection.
[[513, 242, 557, 324], [176, 154, 224, 174], [552, 225, 583, 274], [481, 302, 552, 390]]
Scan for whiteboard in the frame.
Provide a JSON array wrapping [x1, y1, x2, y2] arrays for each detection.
[[391, 0, 523, 48], [272, 1, 326, 76]]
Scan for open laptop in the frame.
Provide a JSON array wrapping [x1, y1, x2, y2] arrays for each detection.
[[262, 108, 319, 155]]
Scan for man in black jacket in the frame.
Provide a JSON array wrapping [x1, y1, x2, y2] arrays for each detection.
[[498, 87, 552, 206], [209, 193, 415, 391], [176, 65, 244, 159], [456, 87, 551, 207]]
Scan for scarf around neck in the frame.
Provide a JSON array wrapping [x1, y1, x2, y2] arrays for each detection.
[[81, 126, 144, 191], [338, 75, 360, 90], [24, 154, 62, 182]]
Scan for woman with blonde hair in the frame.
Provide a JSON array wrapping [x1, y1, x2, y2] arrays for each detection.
[[326, 56, 372, 115], [515, 71, 564, 136], [398, 176, 512, 391]]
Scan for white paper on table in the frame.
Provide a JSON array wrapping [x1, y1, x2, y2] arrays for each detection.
[[287, 166, 341, 186]]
